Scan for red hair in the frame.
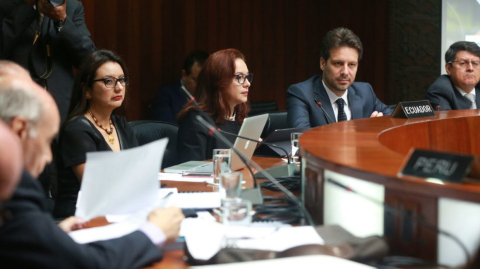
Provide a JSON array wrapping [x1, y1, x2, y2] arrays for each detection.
[[178, 49, 250, 124]]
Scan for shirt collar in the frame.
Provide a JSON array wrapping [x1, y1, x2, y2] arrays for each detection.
[[455, 86, 476, 97]]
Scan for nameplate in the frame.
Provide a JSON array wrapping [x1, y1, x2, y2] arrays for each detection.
[[390, 100, 435, 119], [399, 149, 475, 183]]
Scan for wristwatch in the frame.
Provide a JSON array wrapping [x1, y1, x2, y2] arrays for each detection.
[[54, 18, 66, 31]]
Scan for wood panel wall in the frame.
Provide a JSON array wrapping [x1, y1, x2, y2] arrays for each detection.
[[79, 0, 389, 121]]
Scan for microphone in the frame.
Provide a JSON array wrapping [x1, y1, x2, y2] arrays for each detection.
[[180, 86, 261, 198], [436, 105, 441, 111], [218, 130, 300, 179], [327, 178, 472, 266], [196, 115, 314, 225], [314, 98, 335, 124]]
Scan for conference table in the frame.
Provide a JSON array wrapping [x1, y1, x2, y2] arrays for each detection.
[[299, 109, 480, 267]]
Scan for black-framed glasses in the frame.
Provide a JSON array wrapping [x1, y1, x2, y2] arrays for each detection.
[[233, 73, 253, 85], [92, 76, 129, 89], [448, 60, 480, 69]]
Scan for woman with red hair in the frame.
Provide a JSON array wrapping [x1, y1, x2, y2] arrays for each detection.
[[177, 49, 253, 162]]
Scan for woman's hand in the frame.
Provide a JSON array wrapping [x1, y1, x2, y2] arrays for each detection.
[[58, 216, 86, 233]]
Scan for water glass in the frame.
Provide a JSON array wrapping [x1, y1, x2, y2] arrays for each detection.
[[290, 132, 302, 163], [213, 149, 231, 184], [221, 199, 252, 227], [219, 172, 242, 200]]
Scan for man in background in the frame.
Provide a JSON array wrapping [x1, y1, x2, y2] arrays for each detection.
[[427, 41, 480, 110], [287, 27, 392, 128], [152, 50, 209, 123]]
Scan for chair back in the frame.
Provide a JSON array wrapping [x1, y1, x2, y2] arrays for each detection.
[[249, 101, 278, 116], [129, 120, 179, 169]]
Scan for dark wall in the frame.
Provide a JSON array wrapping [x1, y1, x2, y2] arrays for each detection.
[[79, 0, 439, 121]]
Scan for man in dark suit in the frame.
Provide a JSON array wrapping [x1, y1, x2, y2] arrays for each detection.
[[0, 0, 96, 124], [426, 41, 480, 110], [287, 28, 392, 128], [0, 74, 184, 268], [151, 50, 208, 123]]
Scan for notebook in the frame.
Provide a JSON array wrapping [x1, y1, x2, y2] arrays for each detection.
[[164, 114, 269, 174]]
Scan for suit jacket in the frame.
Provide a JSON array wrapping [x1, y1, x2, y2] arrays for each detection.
[[286, 75, 393, 128], [426, 75, 480, 110], [0, 170, 163, 269], [151, 81, 188, 124], [1, 0, 96, 124]]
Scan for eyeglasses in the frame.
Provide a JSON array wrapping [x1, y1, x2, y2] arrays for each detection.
[[233, 73, 253, 85], [92, 76, 129, 88], [448, 60, 480, 69]]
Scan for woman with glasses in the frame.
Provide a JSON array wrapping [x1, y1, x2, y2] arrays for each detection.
[[177, 48, 253, 162], [54, 50, 138, 217]]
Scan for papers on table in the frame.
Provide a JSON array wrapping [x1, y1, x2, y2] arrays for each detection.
[[184, 222, 323, 261], [190, 255, 375, 269], [75, 139, 168, 221], [158, 172, 214, 183]]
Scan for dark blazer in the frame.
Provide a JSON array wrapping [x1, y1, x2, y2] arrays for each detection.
[[426, 75, 480, 110], [286, 75, 393, 128], [1, 0, 96, 124], [0, 169, 163, 269], [151, 81, 188, 124]]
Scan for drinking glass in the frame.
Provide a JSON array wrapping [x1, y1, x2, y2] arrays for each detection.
[[219, 172, 242, 200], [213, 149, 231, 184], [290, 132, 302, 163]]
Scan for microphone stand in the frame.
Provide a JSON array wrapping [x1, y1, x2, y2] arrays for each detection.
[[197, 115, 314, 225], [218, 130, 300, 178]]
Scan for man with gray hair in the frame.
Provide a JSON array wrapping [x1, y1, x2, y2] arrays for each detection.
[[0, 75, 184, 268], [427, 41, 480, 110], [0, 120, 22, 203]]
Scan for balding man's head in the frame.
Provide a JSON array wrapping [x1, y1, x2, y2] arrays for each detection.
[[0, 61, 31, 80], [0, 120, 22, 202], [0, 76, 60, 178]]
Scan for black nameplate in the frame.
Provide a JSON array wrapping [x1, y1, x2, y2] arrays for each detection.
[[390, 100, 436, 119], [399, 149, 475, 183]]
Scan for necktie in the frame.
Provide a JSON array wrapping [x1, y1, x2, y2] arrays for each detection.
[[465, 93, 477, 109], [335, 98, 347, 122]]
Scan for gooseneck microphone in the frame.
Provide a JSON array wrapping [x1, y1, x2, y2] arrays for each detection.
[[314, 98, 335, 124], [197, 115, 314, 225], [327, 178, 471, 266], [218, 130, 291, 164], [180, 86, 259, 190]]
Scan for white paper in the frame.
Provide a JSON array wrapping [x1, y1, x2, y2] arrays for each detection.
[[159, 172, 214, 183], [75, 139, 168, 220], [190, 255, 374, 269], [184, 224, 323, 261], [165, 192, 221, 209]]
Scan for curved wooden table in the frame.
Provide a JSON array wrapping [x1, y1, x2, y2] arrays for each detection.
[[299, 109, 480, 266]]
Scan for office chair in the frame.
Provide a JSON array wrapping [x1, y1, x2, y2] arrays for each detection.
[[129, 120, 179, 169], [262, 111, 288, 138], [249, 101, 278, 116]]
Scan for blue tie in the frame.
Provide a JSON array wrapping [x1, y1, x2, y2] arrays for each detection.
[[336, 98, 347, 122]]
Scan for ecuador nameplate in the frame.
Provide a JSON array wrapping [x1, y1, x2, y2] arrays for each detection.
[[399, 149, 475, 183], [390, 100, 435, 119]]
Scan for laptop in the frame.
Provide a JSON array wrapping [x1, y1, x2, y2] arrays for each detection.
[[254, 127, 310, 157], [164, 114, 269, 174]]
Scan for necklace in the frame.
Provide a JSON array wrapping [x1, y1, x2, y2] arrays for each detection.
[[225, 113, 236, 121], [88, 109, 115, 144]]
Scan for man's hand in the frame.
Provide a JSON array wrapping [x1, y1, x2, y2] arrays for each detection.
[[58, 216, 86, 232], [370, 111, 384, 118], [148, 207, 184, 243], [38, 0, 66, 22]]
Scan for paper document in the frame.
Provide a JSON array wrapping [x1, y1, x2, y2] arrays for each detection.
[[185, 224, 322, 261], [75, 139, 168, 220], [190, 255, 374, 269], [165, 192, 221, 209], [159, 172, 214, 183]]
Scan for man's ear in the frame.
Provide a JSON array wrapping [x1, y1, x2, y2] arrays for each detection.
[[445, 63, 451, 75], [320, 57, 326, 71], [181, 69, 187, 78], [9, 116, 29, 141]]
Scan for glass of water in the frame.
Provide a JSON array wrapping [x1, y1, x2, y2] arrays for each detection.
[[290, 132, 301, 163], [213, 149, 231, 184]]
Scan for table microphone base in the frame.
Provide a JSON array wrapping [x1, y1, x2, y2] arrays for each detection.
[[241, 187, 263, 205], [254, 163, 299, 179]]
